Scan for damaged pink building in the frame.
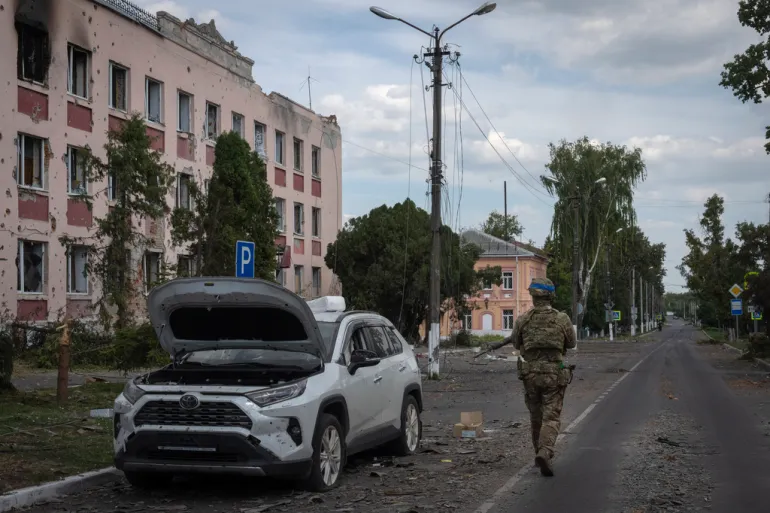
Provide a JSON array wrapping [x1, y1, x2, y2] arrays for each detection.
[[1, 0, 343, 322]]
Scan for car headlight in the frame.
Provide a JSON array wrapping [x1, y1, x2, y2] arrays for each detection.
[[122, 379, 146, 405], [246, 379, 307, 407]]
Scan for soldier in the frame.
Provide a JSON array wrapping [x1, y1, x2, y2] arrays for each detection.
[[489, 277, 576, 476]]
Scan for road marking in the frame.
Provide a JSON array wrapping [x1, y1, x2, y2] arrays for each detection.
[[472, 341, 667, 513]]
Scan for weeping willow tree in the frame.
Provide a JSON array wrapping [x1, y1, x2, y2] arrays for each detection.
[[541, 137, 647, 331]]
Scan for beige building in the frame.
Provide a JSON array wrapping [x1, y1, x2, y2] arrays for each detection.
[[2, 0, 342, 322]]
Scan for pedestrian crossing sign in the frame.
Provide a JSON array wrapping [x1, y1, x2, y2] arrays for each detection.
[[752, 311, 763, 321]]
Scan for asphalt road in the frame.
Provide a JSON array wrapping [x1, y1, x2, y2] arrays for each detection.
[[483, 321, 770, 513]]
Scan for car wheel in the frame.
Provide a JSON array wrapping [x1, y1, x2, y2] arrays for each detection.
[[123, 470, 173, 489], [391, 395, 421, 456], [305, 414, 345, 492]]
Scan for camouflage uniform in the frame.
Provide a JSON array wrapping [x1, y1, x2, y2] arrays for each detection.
[[498, 277, 576, 476]]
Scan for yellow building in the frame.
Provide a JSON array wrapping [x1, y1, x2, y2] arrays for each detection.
[[421, 229, 550, 339]]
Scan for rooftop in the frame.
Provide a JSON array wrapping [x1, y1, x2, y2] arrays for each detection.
[[461, 229, 546, 259]]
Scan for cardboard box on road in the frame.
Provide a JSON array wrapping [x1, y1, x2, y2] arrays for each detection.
[[453, 411, 483, 439]]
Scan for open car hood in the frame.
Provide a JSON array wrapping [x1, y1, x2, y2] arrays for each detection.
[[147, 277, 325, 359]]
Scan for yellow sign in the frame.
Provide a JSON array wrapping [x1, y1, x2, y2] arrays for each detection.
[[729, 284, 743, 298]]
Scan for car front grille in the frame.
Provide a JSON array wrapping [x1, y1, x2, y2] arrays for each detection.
[[134, 400, 252, 429]]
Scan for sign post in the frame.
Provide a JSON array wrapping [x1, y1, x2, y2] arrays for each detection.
[[730, 298, 743, 340], [235, 240, 255, 278]]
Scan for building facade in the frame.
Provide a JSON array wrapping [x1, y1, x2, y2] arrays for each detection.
[[2, 0, 343, 322], [421, 229, 549, 339]]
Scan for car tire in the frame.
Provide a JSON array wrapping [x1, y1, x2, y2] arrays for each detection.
[[123, 470, 173, 489], [390, 394, 422, 457], [304, 414, 346, 492]]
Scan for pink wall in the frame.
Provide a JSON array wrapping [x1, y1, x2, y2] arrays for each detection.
[[1, 1, 343, 321]]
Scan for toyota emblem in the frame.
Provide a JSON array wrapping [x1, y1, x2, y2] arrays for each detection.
[[179, 394, 200, 410]]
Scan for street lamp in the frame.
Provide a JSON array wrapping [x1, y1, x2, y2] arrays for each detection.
[[371, 3, 496, 379], [540, 175, 606, 340]]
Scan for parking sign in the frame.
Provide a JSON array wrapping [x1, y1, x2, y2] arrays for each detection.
[[235, 240, 255, 278]]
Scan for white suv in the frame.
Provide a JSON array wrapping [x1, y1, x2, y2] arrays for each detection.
[[112, 277, 423, 491]]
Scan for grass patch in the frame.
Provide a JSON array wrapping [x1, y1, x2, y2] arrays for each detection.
[[727, 338, 750, 352], [702, 327, 727, 343], [0, 382, 123, 493]]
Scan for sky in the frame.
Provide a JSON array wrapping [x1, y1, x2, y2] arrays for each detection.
[[137, 0, 770, 293]]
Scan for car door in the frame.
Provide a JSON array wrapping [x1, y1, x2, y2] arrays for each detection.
[[339, 323, 387, 440], [363, 325, 402, 428]]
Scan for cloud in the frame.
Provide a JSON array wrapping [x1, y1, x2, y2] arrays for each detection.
[[469, 130, 541, 164]]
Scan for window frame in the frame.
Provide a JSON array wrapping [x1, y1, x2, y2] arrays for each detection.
[[502, 271, 514, 290], [67, 43, 90, 99], [275, 198, 286, 233], [17, 133, 46, 191], [293, 137, 303, 172], [176, 173, 193, 210], [312, 266, 321, 297], [206, 101, 220, 140], [294, 265, 304, 295], [143, 251, 163, 293], [144, 76, 163, 124], [311, 207, 321, 238], [177, 90, 192, 133], [503, 310, 514, 330], [232, 112, 245, 138], [108, 61, 128, 111], [293, 202, 304, 235], [17, 239, 46, 294], [17, 23, 49, 84], [254, 122, 266, 157], [275, 131, 285, 166], [311, 145, 321, 178], [66, 145, 87, 195], [176, 254, 196, 278], [66, 245, 89, 295]]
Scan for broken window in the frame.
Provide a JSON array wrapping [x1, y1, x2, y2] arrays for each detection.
[[275, 198, 286, 232], [143, 251, 162, 292], [293, 202, 304, 235], [177, 255, 196, 277], [254, 122, 266, 157], [178, 91, 192, 132], [294, 265, 304, 295], [67, 146, 87, 194], [312, 267, 321, 297], [108, 172, 118, 201], [17, 133, 46, 189], [275, 131, 285, 165], [176, 173, 192, 209], [67, 245, 89, 294], [312, 207, 321, 237], [206, 102, 219, 139], [145, 77, 162, 123], [17, 240, 45, 294], [312, 146, 321, 178], [293, 138, 303, 171], [67, 44, 90, 98], [109, 62, 128, 111], [17, 23, 48, 83], [232, 112, 244, 138], [276, 267, 285, 287]]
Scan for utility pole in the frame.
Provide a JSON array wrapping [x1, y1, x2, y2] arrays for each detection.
[[640, 277, 645, 333], [504, 181, 508, 240], [370, 2, 497, 379], [572, 195, 580, 340], [604, 243, 614, 341], [631, 267, 636, 336]]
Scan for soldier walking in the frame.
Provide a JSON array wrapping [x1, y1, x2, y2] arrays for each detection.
[[489, 277, 576, 476]]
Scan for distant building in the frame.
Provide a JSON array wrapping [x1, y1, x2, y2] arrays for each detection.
[[420, 229, 549, 339], [2, 0, 342, 322]]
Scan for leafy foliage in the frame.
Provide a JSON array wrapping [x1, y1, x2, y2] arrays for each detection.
[[325, 199, 498, 341], [78, 114, 174, 329], [720, 0, 770, 153], [170, 132, 278, 279], [479, 210, 522, 240]]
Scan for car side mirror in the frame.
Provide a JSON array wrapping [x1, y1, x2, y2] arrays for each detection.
[[348, 349, 380, 375]]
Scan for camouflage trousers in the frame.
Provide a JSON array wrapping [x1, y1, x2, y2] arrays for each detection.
[[520, 364, 571, 459]]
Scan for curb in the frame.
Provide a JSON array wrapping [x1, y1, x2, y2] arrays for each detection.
[[0, 467, 120, 512], [703, 328, 770, 372]]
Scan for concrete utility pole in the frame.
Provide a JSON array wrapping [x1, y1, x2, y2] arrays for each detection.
[[631, 267, 636, 336], [605, 243, 614, 341], [371, 2, 497, 378]]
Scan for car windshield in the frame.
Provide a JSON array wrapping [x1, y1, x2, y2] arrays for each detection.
[[317, 321, 339, 352], [182, 348, 322, 370]]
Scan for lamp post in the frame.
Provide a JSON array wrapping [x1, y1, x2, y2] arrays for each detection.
[[541, 175, 606, 342], [371, 2, 497, 378]]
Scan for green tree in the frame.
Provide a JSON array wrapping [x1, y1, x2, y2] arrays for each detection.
[[734, 221, 770, 334], [79, 114, 174, 329], [325, 199, 499, 341], [542, 137, 647, 332], [720, 0, 770, 153], [171, 132, 279, 279], [480, 210, 522, 241]]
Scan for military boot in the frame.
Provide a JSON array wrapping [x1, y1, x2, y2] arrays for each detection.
[[534, 448, 554, 477]]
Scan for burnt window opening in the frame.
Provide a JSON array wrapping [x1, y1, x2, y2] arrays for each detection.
[[67, 146, 87, 194], [17, 133, 46, 189], [168, 307, 308, 342], [17, 23, 49, 83], [232, 112, 244, 138], [109, 62, 128, 111], [178, 91, 192, 132], [143, 251, 162, 292], [145, 77, 163, 123], [17, 240, 46, 294], [67, 44, 90, 98], [206, 102, 219, 139], [67, 245, 89, 294], [176, 173, 192, 209], [176, 255, 196, 277]]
